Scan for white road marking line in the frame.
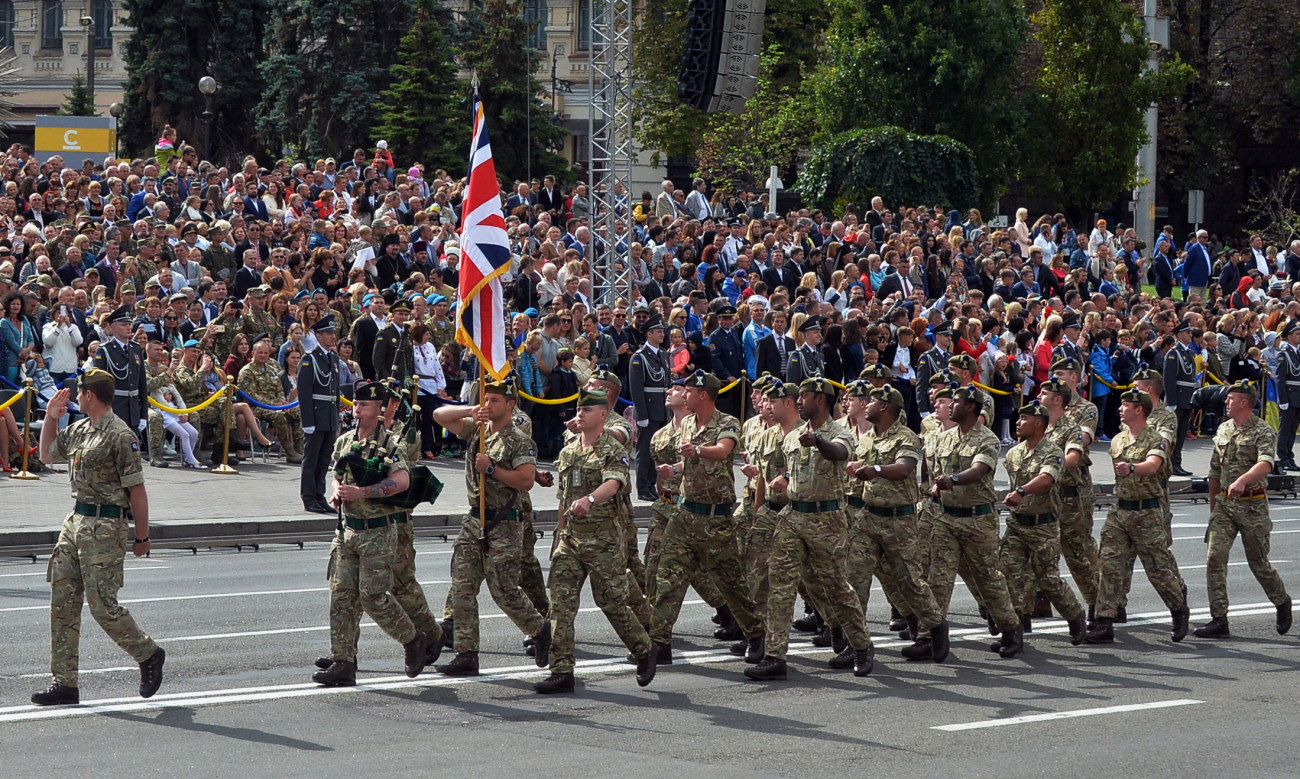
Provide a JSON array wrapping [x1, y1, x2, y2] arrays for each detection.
[[1175, 528, 1300, 542], [0, 566, 169, 578], [933, 699, 1204, 731], [0, 581, 451, 613], [18, 666, 135, 679]]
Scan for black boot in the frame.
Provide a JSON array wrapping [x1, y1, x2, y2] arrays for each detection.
[[1032, 591, 1053, 619], [1114, 606, 1127, 624], [534, 672, 575, 694], [1086, 603, 1096, 629], [930, 620, 951, 663], [1171, 602, 1190, 643], [636, 649, 657, 687], [1193, 616, 1230, 639], [1278, 599, 1293, 635], [139, 647, 166, 698], [1085, 618, 1115, 644], [425, 636, 444, 667], [437, 651, 480, 676], [713, 605, 743, 641], [902, 613, 919, 642], [811, 624, 833, 648], [888, 603, 907, 632], [743, 656, 788, 681], [744, 635, 765, 664], [403, 631, 430, 678], [827, 646, 855, 669], [1067, 615, 1087, 646], [30, 683, 79, 706], [314, 656, 337, 670], [729, 638, 748, 656], [440, 618, 454, 648], [998, 625, 1025, 658], [900, 639, 932, 661], [312, 660, 357, 687], [532, 622, 552, 669], [983, 605, 1000, 636], [830, 626, 848, 655], [654, 641, 674, 665], [792, 611, 823, 633], [853, 646, 875, 677], [1021, 614, 1033, 634]]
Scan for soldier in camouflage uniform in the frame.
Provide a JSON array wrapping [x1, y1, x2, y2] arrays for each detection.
[[241, 287, 284, 352], [1086, 389, 1191, 644], [312, 381, 432, 686], [845, 382, 951, 662], [745, 377, 875, 681], [202, 221, 238, 281], [948, 353, 995, 425], [1039, 377, 1099, 613], [927, 386, 1025, 658], [31, 370, 167, 706], [651, 370, 763, 663], [534, 389, 657, 694], [1194, 380, 1293, 638], [433, 379, 551, 676], [207, 297, 246, 368], [143, 341, 173, 467], [1000, 400, 1087, 646], [238, 337, 304, 463], [425, 297, 457, 351]]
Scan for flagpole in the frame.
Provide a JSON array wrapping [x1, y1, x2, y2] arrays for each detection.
[[477, 370, 487, 538]]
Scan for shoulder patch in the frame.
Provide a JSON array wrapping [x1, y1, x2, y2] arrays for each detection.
[[130, 439, 140, 452], [1157, 441, 1167, 450], [528, 447, 536, 456], [1055, 455, 1063, 465], [621, 456, 629, 465]]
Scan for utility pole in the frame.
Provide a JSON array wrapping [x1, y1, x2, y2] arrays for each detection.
[[80, 15, 95, 113], [1134, 0, 1168, 247]]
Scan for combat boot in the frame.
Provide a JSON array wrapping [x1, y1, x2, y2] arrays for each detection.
[[139, 647, 166, 698], [403, 631, 430, 678], [1032, 591, 1053, 619], [425, 637, 444, 667], [314, 656, 337, 670], [902, 613, 919, 641], [830, 626, 848, 655], [1086, 603, 1096, 629], [1067, 615, 1087, 646], [729, 638, 748, 656], [531, 622, 552, 668], [654, 641, 673, 665], [286, 443, 304, 465], [792, 611, 823, 633], [827, 646, 856, 669], [440, 618, 454, 648], [982, 606, 1000, 637], [713, 605, 743, 641], [437, 650, 479, 676], [312, 660, 357, 687], [744, 635, 765, 664], [1171, 602, 1191, 643], [1192, 616, 1230, 639], [811, 624, 833, 648], [930, 620, 951, 663], [1277, 599, 1293, 635], [888, 603, 907, 632], [30, 683, 79, 706], [635, 649, 657, 687], [1114, 606, 1128, 624], [1021, 614, 1033, 634], [743, 656, 787, 681], [853, 646, 875, 677], [900, 639, 932, 661], [534, 672, 575, 694], [1084, 618, 1115, 644], [998, 625, 1024, 658]]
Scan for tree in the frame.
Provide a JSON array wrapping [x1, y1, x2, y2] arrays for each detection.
[[120, 0, 268, 164], [257, 0, 410, 160], [371, 0, 466, 174], [1242, 168, 1300, 247], [456, 0, 568, 184], [809, 0, 1029, 204], [57, 74, 98, 116]]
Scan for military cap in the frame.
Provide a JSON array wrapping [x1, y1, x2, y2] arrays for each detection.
[[644, 313, 665, 331], [934, 383, 958, 400], [1039, 376, 1073, 400], [859, 363, 893, 380], [763, 379, 798, 399], [1018, 399, 1049, 418], [930, 321, 953, 336], [182, 339, 202, 349], [632, 304, 651, 315], [73, 368, 115, 391], [845, 380, 873, 397], [52, 219, 69, 229], [32, 274, 53, 288], [1061, 313, 1082, 330], [181, 223, 199, 237], [751, 372, 776, 391], [1173, 321, 1193, 335], [952, 385, 983, 405], [190, 327, 208, 341], [293, 289, 311, 302], [118, 283, 137, 295], [239, 285, 264, 299], [114, 218, 131, 229], [311, 314, 337, 334], [78, 221, 98, 235], [869, 384, 906, 409], [948, 353, 977, 373], [136, 237, 156, 248], [1119, 387, 1153, 412], [106, 304, 133, 324], [577, 388, 608, 407], [683, 369, 722, 392], [1050, 356, 1083, 373], [1226, 379, 1257, 402], [590, 367, 621, 388], [799, 376, 837, 397], [798, 315, 823, 333], [716, 304, 737, 317], [353, 380, 390, 403], [248, 332, 271, 346], [1133, 362, 1162, 383], [1283, 321, 1300, 338], [390, 298, 412, 314], [211, 220, 231, 233], [929, 369, 957, 387], [484, 378, 518, 399]]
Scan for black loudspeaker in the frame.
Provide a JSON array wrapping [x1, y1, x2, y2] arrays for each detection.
[[676, 0, 764, 114], [677, 0, 726, 111]]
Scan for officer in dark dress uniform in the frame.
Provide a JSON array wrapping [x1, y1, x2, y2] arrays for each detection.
[[629, 313, 671, 500], [785, 315, 825, 385], [1274, 321, 1300, 472], [1163, 321, 1198, 476], [93, 305, 149, 441], [299, 314, 341, 514]]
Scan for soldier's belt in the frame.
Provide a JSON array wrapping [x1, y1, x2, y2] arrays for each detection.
[[941, 503, 995, 517], [342, 512, 405, 530], [1116, 498, 1162, 510], [764, 500, 789, 511], [1012, 511, 1057, 526], [73, 501, 125, 519], [680, 500, 736, 516], [845, 495, 867, 509], [469, 506, 521, 522], [789, 500, 840, 513], [1218, 489, 1267, 501], [867, 503, 916, 518]]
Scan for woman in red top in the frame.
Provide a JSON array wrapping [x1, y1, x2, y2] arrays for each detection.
[[1033, 318, 1062, 386], [954, 318, 988, 361]]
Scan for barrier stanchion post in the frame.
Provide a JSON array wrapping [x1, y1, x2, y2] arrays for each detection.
[[210, 381, 239, 475], [738, 370, 748, 431], [9, 377, 39, 480]]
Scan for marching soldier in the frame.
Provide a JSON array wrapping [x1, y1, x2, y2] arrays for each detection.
[[948, 353, 995, 425], [31, 370, 167, 706], [1195, 380, 1293, 638], [785, 316, 825, 385], [535, 388, 657, 694], [914, 322, 952, 417], [1039, 377, 1101, 616], [313, 381, 432, 686], [1163, 321, 1198, 476], [629, 313, 671, 500], [299, 314, 341, 514], [1275, 322, 1300, 472], [93, 304, 149, 441], [433, 379, 551, 676], [1086, 388, 1191, 644], [746, 376, 875, 681], [999, 400, 1087, 646]]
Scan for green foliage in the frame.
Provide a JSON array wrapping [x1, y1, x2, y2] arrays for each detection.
[[456, 0, 569, 184], [795, 127, 978, 213], [371, 0, 466, 174], [57, 74, 98, 117]]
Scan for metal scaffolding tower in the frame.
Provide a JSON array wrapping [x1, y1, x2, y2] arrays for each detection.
[[586, 0, 635, 305]]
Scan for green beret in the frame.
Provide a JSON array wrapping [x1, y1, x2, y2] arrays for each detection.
[[859, 363, 892, 380], [578, 388, 608, 407], [929, 370, 957, 387], [1119, 388, 1153, 411], [869, 385, 905, 409], [845, 380, 873, 397], [799, 376, 837, 397], [483, 378, 517, 399], [683, 370, 722, 392], [1039, 376, 1073, 400], [948, 353, 977, 373], [1018, 399, 1049, 418], [1225, 379, 1257, 402], [1051, 357, 1083, 373]]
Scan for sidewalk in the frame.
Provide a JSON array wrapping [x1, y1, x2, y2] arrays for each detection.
[[0, 438, 1219, 550]]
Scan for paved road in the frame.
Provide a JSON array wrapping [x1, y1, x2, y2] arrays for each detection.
[[1, 498, 1299, 776]]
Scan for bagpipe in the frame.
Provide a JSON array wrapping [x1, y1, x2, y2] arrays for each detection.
[[334, 372, 444, 510]]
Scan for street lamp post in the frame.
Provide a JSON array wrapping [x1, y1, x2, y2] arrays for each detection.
[[108, 102, 124, 159], [198, 76, 217, 163], [80, 16, 95, 113]]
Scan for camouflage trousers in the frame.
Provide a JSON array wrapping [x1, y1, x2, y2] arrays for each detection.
[[448, 514, 545, 653], [927, 511, 1019, 634], [917, 499, 986, 607], [644, 501, 724, 606], [1000, 519, 1085, 622], [733, 494, 755, 559], [548, 518, 652, 674], [743, 503, 785, 625], [650, 506, 761, 645], [253, 407, 302, 451], [392, 520, 444, 645], [1096, 507, 1186, 619], [519, 510, 550, 617], [1117, 492, 1175, 608], [48, 512, 158, 687], [765, 508, 870, 659], [328, 523, 417, 662], [847, 505, 945, 630], [147, 409, 166, 457], [619, 499, 651, 625], [1058, 489, 1100, 607], [1206, 499, 1290, 618]]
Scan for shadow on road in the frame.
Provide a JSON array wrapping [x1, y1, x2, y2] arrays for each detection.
[[104, 707, 333, 751]]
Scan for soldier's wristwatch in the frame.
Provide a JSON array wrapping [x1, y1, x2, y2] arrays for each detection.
[[485, 464, 496, 476], [585, 495, 596, 505], [873, 465, 883, 476], [1014, 486, 1027, 497]]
